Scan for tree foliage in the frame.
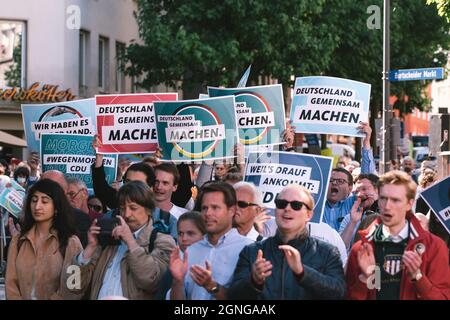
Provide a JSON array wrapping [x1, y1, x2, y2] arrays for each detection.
[[125, 0, 450, 113], [428, 0, 450, 22]]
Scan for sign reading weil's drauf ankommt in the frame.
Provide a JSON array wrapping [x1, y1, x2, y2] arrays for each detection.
[[244, 151, 333, 223], [290, 76, 371, 137]]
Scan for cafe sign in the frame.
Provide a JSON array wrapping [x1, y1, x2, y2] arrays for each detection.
[[0, 82, 76, 103]]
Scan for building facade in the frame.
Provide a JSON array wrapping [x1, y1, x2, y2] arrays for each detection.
[[0, 0, 142, 159]]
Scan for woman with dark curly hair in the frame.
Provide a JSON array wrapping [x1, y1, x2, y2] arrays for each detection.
[[5, 179, 83, 300]]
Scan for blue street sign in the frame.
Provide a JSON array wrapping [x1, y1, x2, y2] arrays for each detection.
[[389, 67, 444, 82]]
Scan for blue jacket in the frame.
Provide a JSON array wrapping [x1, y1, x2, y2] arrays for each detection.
[[228, 230, 346, 300]]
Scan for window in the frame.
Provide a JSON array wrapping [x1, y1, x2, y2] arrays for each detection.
[[0, 20, 26, 88], [78, 30, 89, 94], [98, 36, 109, 92], [115, 42, 125, 93]]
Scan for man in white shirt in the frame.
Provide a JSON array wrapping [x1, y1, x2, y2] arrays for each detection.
[[169, 182, 253, 300], [154, 163, 187, 219], [233, 181, 264, 242]]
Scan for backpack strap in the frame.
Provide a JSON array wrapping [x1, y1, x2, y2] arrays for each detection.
[[148, 228, 159, 253]]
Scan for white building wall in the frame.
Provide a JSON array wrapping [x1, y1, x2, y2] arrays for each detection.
[[1, 0, 140, 97]]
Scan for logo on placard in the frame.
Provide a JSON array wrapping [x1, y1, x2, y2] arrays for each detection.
[[235, 92, 275, 145], [30, 105, 92, 140], [159, 104, 225, 159]]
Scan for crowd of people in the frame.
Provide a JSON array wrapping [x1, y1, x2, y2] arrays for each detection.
[[0, 120, 449, 300]]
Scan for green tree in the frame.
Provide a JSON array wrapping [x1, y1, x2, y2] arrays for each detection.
[[124, 0, 346, 98], [428, 0, 450, 22]]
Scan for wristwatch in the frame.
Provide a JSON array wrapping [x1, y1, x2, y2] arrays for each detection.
[[207, 283, 220, 294], [412, 271, 423, 282]]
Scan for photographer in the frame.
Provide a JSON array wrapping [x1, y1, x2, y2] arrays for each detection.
[[75, 181, 176, 300]]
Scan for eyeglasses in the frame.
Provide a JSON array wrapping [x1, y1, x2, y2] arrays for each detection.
[[237, 201, 259, 209], [330, 178, 348, 185], [67, 189, 83, 199], [88, 204, 103, 212], [274, 199, 312, 211]]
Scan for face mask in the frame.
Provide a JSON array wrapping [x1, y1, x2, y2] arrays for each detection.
[[17, 177, 26, 184]]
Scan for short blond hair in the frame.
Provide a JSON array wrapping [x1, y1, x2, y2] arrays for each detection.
[[279, 184, 315, 210], [378, 170, 417, 201]]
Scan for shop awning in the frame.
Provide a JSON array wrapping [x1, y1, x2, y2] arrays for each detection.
[[0, 130, 27, 148]]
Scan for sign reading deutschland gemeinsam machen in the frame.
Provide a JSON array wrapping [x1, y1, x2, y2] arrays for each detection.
[[290, 76, 371, 137]]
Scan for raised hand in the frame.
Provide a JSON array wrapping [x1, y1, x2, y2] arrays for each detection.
[[84, 219, 100, 260], [350, 197, 363, 223], [190, 260, 214, 290], [92, 134, 104, 167], [253, 209, 272, 234], [357, 121, 372, 149], [402, 250, 423, 280], [357, 243, 376, 277], [169, 247, 188, 283], [279, 245, 303, 276], [251, 249, 273, 286]]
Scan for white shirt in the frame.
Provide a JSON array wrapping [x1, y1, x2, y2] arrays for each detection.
[[170, 204, 188, 220], [382, 223, 409, 243], [182, 228, 253, 300], [242, 226, 261, 242]]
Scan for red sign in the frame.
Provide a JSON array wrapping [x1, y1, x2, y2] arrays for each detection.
[[96, 93, 178, 154]]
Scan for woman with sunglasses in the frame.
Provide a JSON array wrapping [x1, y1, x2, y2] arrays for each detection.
[[228, 184, 346, 300], [87, 195, 105, 221]]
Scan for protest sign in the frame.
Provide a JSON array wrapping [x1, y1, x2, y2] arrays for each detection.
[[0, 180, 25, 218], [290, 76, 371, 137], [154, 96, 238, 162], [95, 93, 178, 154], [244, 151, 333, 223], [22, 98, 95, 153], [40, 133, 117, 190], [420, 176, 450, 235], [208, 84, 286, 147]]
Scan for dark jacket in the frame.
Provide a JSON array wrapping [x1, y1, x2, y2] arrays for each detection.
[[92, 164, 119, 210], [91, 163, 193, 210], [228, 230, 346, 300]]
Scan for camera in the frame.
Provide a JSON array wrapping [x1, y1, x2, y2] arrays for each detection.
[[96, 217, 121, 246]]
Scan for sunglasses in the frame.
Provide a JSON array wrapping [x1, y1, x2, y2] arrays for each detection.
[[88, 204, 103, 212], [237, 201, 259, 209], [274, 199, 312, 211]]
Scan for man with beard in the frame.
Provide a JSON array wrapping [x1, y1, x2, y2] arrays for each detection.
[[338, 174, 379, 250]]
